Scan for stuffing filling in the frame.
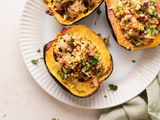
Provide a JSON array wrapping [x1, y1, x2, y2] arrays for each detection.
[[54, 33, 104, 82], [51, 0, 101, 20], [111, 0, 160, 47]]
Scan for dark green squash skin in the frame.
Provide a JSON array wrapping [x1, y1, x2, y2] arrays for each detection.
[[105, 4, 131, 50], [43, 42, 72, 95], [43, 39, 113, 98], [44, 1, 104, 26]]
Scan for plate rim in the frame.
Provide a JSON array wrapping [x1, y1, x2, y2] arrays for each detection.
[[19, 0, 160, 109]]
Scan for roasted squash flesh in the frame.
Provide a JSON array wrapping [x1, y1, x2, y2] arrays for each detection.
[[106, 0, 160, 50], [44, 25, 113, 97], [43, 0, 103, 25]]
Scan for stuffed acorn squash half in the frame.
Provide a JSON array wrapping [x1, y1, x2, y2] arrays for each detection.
[[106, 0, 160, 50], [44, 25, 113, 97], [42, 0, 103, 25]]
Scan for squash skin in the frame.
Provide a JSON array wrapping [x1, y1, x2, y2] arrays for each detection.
[[42, 0, 103, 25], [105, 0, 160, 50], [43, 25, 113, 97]]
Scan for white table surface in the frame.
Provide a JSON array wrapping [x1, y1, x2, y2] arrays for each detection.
[[0, 1, 102, 120]]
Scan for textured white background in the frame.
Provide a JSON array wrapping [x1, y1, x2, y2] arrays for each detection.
[[0, 0, 101, 120]]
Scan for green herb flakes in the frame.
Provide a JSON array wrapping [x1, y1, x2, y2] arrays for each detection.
[[150, 28, 159, 35], [128, 3, 131, 7], [88, 56, 98, 65], [97, 7, 102, 16], [151, 0, 156, 6], [96, 68, 104, 77], [152, 11, 157, 17], [109, 84, 118, 91], [135, 42, 142, 47], [57, 71, 65, 80], [31, 59, 38, 65], [70, 37, 75, 47], [146, 19, 152, 25], [131, 60, 136, 63], [96, 71, 103, 77], [52, 118, 59, 120], [37, 49, 41, 53]]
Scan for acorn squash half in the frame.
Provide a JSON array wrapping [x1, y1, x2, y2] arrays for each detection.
[[42, 0, 103, 25], [105, 0, 160, 50], [43, 25, 113, 97]]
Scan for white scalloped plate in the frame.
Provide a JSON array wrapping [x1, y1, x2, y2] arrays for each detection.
[[20, 0, 160, 109]]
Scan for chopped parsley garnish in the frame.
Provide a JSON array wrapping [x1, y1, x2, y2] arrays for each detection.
[[88, 56, 98, 65], [70, 37, 74, 47], [152, 11, 157, 17], [151, 0, 156, 6], [37, 49, 41, 53], [96, 68, 104, 77], [131, 60, 136, 63], [109, 84, 118, 91], [150, 28, 159, 35], [31, 57, 43, 65], [96, 7, 102, 16], [128, 3, 131, 7], [31, 59, 38, 65], [146, 19, 152, 25], [95, 8, 101, 25], [96, 71, 103, 77], [60, 74, 65, 80], [57, 71, 65, 80], [64, 70, 72, 74], [134, 10, 140, 14], [52, 118, 59, 120], [31, 49, 42, 65], [135, 42, 142, 47], [52, 118, 56, 120]]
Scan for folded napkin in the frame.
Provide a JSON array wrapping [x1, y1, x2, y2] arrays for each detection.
[[100, 72, 160, 120]]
